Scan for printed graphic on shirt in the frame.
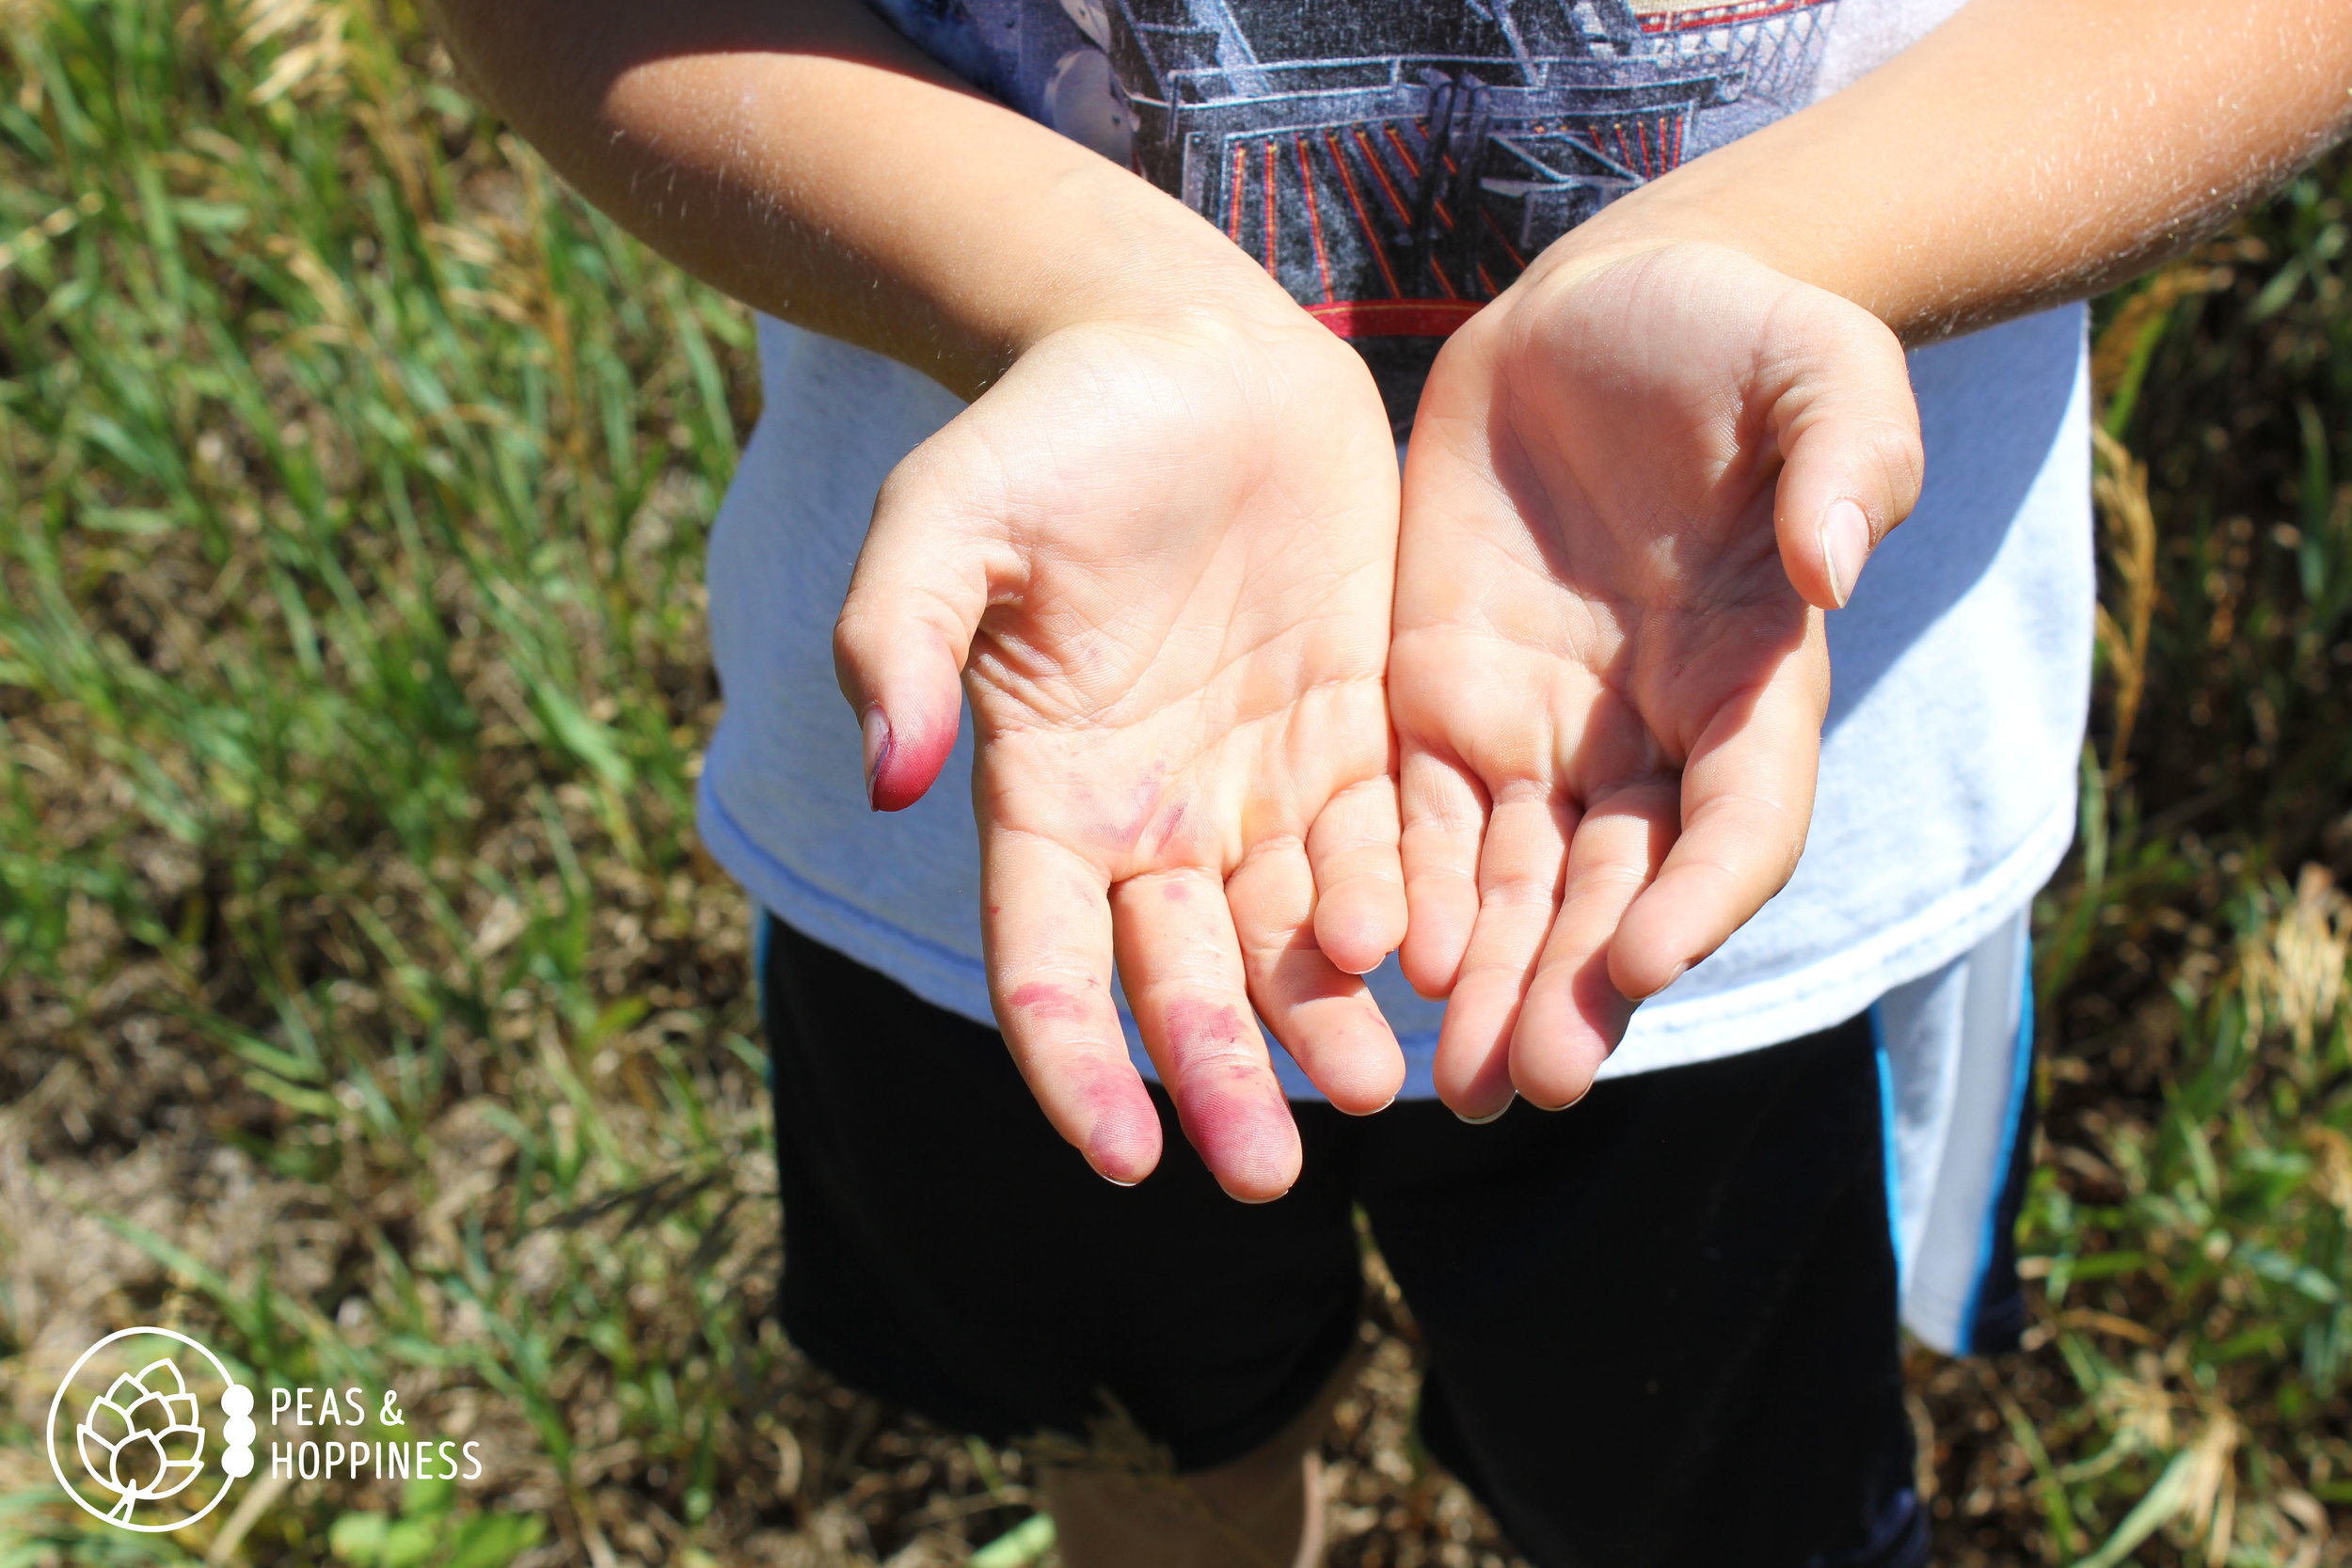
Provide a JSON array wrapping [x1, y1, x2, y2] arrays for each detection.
[[865, 0, 1840, 342]]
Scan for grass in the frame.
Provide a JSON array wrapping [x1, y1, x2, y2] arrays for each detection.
[[0, 0, 2347, 1563]]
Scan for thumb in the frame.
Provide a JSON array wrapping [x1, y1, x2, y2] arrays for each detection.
[[1770, 304, 1926, 612], [832, 445, 1004, 812]]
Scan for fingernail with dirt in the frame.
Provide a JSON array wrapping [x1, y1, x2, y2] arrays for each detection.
[[862, 708, 893, 811]]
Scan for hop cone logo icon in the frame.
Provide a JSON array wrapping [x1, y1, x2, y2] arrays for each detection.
[[74, 1356, 205, 1523]]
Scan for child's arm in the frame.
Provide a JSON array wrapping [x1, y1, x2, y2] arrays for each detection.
[[1572, 0, 2352, 350], [427, 0, 1264, 400], [1391, 0, 2352, 1118], [431, 0, 1412, 1198]]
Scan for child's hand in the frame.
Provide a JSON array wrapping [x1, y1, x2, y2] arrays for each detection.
[[834, 303, 1407, 1200], [1390, 242, 1923, 1120]]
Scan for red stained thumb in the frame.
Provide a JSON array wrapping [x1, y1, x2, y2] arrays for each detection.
[[862, 707, 895, 812]]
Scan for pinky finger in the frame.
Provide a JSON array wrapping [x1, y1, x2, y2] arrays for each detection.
[[1307, 773, 1407, 976], [1398, 748, 1487, 999]]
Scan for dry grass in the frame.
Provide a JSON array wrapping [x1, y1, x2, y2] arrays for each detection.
[[1, 2, 2349, 1565]]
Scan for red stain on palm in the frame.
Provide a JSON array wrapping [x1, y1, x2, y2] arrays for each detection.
[[1080, 765, 1177, 853], [1148, 800, 1189, 855], [1162, 881, 1192, 904]]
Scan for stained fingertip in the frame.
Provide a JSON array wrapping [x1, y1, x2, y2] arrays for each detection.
[[1173, 1070, 1303, 1201], [1079, 1077, 1164, 1186], [864, 701, 960, 813]]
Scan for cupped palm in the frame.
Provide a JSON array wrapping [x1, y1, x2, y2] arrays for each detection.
[[1390, 243, 1924, 1118], [836, 311, 1411, 1198]]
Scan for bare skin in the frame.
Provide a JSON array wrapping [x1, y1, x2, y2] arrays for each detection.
[[1392, 244, 1920, 1117], [428, 0, 2352, 1175], [431, 0, 1411, 1200], [426, 0, 2352, 1558], [1041, 1347, 1364, 1568], [1389, 0, 2352, 1120], [839, 309, 1409, 1197]]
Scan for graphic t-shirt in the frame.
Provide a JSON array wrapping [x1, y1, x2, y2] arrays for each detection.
[[863, 0, 1928, 420], [698, 0, 2095, 1098]]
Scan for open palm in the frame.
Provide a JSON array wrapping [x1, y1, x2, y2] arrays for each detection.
[[834, 310, 1408, 1200], [1391, 243, 1924, 1119]]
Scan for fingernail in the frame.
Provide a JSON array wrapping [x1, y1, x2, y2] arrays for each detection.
[[1654, 960, 1691, 996], [1820, 499, 1871, 610], [1101, 1173, 1140, 1188], [1454, 1095, 1513, 1125], [1237, 1187, 1294, 1205], [1530, 1085, 1591, 1113], [861, 707, 894, 810]]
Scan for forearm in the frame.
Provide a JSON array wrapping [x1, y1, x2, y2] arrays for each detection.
[[426, 0, 1290, 397], [1556, 0, 2352, 344]]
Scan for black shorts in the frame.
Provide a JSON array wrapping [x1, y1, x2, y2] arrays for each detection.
[[760, 916, 1928, 1568]]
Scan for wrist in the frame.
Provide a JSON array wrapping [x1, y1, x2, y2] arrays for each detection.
[[1486, 226, 1772, 360], [1510, 187, 1782, 307], [557, 12, 1321, 404], [978, 158, 1319, 386]]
